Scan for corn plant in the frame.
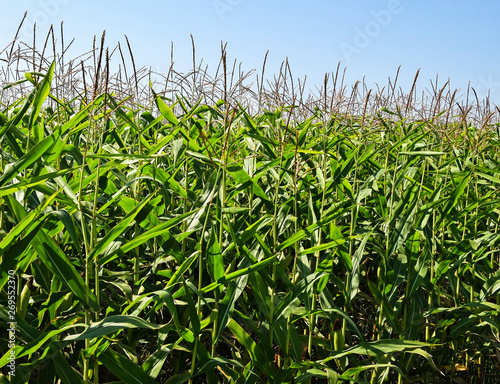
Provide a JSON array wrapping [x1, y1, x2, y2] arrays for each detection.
[[1, 33, 500, 384]]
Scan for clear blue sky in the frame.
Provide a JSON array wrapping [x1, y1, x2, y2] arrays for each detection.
[[1, 0, 499, 104]]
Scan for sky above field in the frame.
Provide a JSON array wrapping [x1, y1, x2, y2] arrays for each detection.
[[1, 0, 499, 104]]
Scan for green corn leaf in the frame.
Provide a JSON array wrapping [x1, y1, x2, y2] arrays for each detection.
[[28, 61, 55, 131], [0, 134, 55, 188], [98, 208, 200, 265], [0, 168, 74, 197], [64, 315, 162, 341], [99, 348, 159, 384], [182, 280, 201, 336], [164, 373, 190, 384], [4, 195, 99, 311], [227, 319, 275, 379], [142, 340, 181, 379], [193, 356, 245, 377], [156, 96, 179, 125], [214, 261, 249, 343], [90, 193, 156, 263], [323, 339, 433, 361], [201, 254, 277, 294], [399, 151, 446, 156]]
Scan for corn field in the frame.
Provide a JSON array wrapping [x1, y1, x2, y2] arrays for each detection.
[[1, 26, 500, 384]]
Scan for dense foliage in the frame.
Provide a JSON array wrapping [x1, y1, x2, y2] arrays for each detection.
[[1, 59, 500, 384]]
